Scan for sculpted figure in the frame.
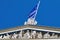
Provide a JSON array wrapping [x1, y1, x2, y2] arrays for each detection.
[[37, 32, 42, 39], [12, 33, 17, 39], [50, 33, 55, 38], [3, 35, 7, 39], [31, 31, 36, 39], [43, 32, 50, 39], [54, 35, 58, 38], [18, 31, 22, 39], [0, 35, 2, 39], [58, 36, 60, 38], [5, 34, 10, 39], [23, 30, 30, 39]]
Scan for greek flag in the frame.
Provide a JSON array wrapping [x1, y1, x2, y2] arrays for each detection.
[[28, 1, 40, 19]]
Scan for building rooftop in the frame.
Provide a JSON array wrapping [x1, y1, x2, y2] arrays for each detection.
[[0, 25, 60, 34]]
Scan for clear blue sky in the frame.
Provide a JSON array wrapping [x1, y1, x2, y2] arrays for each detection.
[[0, 0, 60, 30]]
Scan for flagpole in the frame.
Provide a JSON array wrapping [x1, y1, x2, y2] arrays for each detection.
[[34, 1, 40, 20]]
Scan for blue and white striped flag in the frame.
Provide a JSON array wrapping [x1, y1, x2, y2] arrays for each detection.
[[28, 1, 40, 19]]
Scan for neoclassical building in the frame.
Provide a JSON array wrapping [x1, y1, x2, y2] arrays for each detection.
[[0, 1, 60, 40], [0, 25, 60, 39]]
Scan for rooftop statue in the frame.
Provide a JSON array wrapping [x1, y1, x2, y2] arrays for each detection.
[[24, 1, 40, 25], [24, 18, 37, 25]]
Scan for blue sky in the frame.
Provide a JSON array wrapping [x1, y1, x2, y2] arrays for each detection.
[[0, 0, 60, 30]]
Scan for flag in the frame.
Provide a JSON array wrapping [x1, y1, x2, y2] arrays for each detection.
[[28, 1, 40, 19]]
